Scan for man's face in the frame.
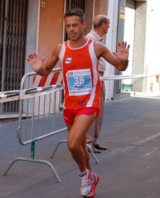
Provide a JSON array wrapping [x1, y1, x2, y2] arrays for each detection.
[[64, 16, 86, 41], [103, 20, 110, 34]]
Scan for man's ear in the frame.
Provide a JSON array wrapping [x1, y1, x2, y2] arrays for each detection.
[[83, 21, 86, 28], [102, 22, 106, 28]]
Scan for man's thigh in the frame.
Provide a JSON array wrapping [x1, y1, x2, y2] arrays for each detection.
[[68, 113, 96, 145]]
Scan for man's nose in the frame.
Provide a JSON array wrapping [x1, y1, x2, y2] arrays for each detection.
[[70, 26, 74, 31]]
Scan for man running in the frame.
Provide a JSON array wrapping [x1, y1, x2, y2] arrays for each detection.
[[27, 9, 129, 198]]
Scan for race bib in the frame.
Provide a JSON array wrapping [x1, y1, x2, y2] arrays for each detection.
[[66, 69, 92, 96]]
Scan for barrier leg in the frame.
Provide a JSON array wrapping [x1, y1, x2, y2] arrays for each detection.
[[50, 140, 99, 164], [86, 144, 99, 164], [50, 139, 67, 158], [3, 157, 61, 183]]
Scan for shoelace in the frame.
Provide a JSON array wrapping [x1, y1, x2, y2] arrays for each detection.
[[81, 174, 89, 187]]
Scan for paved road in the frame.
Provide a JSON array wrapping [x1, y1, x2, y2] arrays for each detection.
[[1, 95, 160, 198]]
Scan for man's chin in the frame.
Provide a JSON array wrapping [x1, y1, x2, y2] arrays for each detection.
[[69, 37, 78, 41]]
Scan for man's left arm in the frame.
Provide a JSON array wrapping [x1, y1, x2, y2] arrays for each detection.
[[95, 41, 130, 71]]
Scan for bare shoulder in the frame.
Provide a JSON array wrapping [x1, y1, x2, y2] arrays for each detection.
[[52, 44, 63, 57], [93, 41, 109, 58]]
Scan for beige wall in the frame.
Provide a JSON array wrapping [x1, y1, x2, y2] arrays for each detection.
[[38, 0, 64, 60], [132, 1, 147, 92]]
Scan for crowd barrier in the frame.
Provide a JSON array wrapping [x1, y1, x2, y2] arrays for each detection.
[[1, 69, 160, 183], [0, 68, 98, 183]]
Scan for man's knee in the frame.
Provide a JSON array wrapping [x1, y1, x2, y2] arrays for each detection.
[[67, 140, 79, 153]]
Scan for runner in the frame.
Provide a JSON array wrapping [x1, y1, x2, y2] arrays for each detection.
[[27, 8, 130, 198]]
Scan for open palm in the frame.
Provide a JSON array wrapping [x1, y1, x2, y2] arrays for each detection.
[[113, 41, 130, 61], [27, 52, 45, 71]]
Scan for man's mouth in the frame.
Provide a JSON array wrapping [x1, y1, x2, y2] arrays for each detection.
[[70, 33, 76, 36]]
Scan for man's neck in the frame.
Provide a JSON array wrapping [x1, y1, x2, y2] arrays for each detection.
[[68, 37, 87, 48], [94, 28, 103, 37]]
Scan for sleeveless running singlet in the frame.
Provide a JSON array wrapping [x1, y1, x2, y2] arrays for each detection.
[[59, 39, 101, 110]]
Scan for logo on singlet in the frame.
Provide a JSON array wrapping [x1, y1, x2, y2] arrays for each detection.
[[65, 57, 72, 64], [78, 101, 86, 105]]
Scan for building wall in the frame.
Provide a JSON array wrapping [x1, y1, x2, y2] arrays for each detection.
[[104, 0, 119, 100], [122, 0, 135, 92], [132, 1, 147, 92], [84, 0, 95, 35], [115, 0, 125, 93], [38, 0, 64, 61], [145, 0, 160, 92], [94, 0, 108, 15], [25, 0, 39, 73], [124, 0, 160, 93], [85, 0, 109, 35]]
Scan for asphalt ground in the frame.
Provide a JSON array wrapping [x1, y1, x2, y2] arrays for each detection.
[[1, 95, 160, 198]]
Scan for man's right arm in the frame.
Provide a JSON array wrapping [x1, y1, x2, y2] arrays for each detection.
[[27, 44, 62, 76]]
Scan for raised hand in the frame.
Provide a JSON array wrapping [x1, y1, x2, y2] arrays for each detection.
[[113, 41, 130, 61], [27, 52, 45, 72]]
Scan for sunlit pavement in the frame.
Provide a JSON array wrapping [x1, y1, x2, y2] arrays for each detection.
[[1, 95, 160, 198]]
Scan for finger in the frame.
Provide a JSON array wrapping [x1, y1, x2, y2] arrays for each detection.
[[33, 52, 37, 58], [27, 53, 34, 60], [118, 42, 121, 47], [27, 54, 33, 61], [127, 44, 130, 51], [27, 52, 37, 61], [122, 41, 127, 48]]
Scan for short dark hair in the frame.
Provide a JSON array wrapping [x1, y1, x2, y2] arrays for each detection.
[[64, 8, 85, 23], [93, 16, 108, 28]]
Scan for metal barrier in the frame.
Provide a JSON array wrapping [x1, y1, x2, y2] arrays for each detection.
[[1, 68, 99, 183], [3, 84, 66, 183]]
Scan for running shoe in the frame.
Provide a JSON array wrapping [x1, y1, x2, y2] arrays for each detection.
[[92, 172, 100, 187], [80, 170, 95, 198]]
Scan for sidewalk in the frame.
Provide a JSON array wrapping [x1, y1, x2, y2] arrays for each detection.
[[1, 95, 160, 198]]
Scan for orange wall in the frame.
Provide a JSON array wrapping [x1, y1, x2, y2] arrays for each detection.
[[95, 0, 109, 16], [38, 0, 64, 60]]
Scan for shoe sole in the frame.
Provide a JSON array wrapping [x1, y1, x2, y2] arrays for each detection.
[[81, 184, 96, 198], [92, 175, 100, 196], [81, 189, 95, 198], [93, 176, 100, 187], [82, 193, 95, 198]]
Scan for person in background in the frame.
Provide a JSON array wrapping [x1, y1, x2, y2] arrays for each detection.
[[27, 9, 129, 198], [86, 15, 110, 153]]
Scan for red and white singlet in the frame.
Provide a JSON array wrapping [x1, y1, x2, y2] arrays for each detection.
[[59, 39, 101, 110]]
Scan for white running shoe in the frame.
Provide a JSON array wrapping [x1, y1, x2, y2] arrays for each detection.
[[80, 170, 95, 197]]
